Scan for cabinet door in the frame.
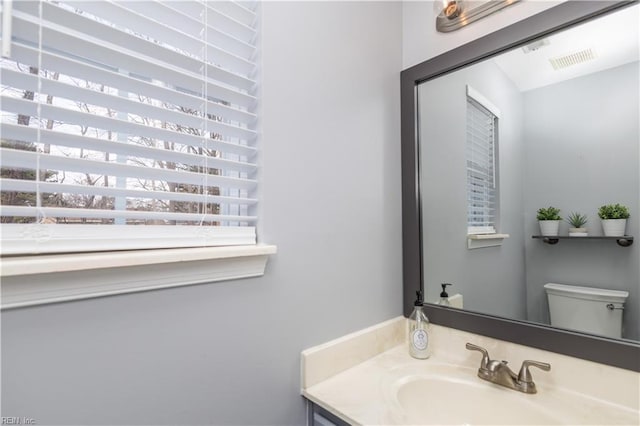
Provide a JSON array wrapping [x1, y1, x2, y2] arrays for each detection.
[[307, 401, 350, 426]]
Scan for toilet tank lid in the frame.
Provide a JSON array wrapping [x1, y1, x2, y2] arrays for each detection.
[[544, 282, 629, 301]]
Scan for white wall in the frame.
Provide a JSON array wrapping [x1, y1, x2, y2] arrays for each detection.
[[403, 0, 563, 68], [0, 2, 403, 425]]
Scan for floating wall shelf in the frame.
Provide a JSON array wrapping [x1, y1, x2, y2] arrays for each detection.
[[532, 235, 634, 247]]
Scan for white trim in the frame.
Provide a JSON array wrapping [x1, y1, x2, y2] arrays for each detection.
[[466, 85, 501, 118], [467, 233, 509, 249], [0, 244, 274, 276], [0, 244, 276, 309]]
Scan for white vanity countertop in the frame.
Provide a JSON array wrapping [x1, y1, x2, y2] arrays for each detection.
[[301, 317, 640, 425]]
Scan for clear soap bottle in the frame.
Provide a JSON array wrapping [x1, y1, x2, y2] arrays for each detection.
[[408, 290, 430, 359]]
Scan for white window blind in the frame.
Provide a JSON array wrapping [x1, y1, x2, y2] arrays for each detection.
[[0, 0, 259, 255], [466, 89, 499, 235]]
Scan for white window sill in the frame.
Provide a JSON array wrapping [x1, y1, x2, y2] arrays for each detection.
[[467, 233, 509, 249], [0, 245, 277, 309]]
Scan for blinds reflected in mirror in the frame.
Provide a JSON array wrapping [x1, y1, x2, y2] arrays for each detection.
[[466, 88, 499, 235]]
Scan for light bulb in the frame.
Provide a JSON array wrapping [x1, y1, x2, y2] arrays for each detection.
[[434, 0, 463, 20]]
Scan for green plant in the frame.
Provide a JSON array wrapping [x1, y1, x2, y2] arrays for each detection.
[[566, 212, 587, 228], [598, 203, 630, 220], [537, 206, 562, 221]]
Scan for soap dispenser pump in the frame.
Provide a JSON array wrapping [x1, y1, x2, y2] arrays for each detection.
[[439, 283, 452, 306], [408, 290, 430, 359]]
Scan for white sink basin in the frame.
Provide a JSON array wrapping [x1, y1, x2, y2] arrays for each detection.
[[395, 376, 559, 424], [383, 363, 639, 425]]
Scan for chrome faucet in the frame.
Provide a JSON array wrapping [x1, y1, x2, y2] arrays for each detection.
[[465, 343, 551, 394]]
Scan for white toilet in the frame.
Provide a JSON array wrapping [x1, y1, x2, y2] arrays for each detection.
[[544, 282, 629, 339]]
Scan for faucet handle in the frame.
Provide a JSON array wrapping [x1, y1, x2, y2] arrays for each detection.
[[518, 360, 551, 383], [465, 343, 490, 370]]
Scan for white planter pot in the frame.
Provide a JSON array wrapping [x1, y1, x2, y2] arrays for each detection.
[[539, 220, 560, 236], [569, 227, 588, 237], [601, 219, 627, 237]]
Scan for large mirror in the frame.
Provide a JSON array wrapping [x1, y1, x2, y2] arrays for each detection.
[[402, 0, 640, 370]]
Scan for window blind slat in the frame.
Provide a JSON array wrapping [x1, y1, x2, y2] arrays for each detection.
[[11, 11, 257, 104], [1, 97, 256, 158], [13, 2, 257, 86], [468, 208, 497, 214], [166, 2, 256, 43], [114, 1, 257, 57], [1, 178, 257, 206], [467, 167, 494, 179], [57, 1, 255, 76], [1, 206, 256, 224], [2, 68, 256, 141], [205, 4, 256, 41], [1, 124, 257, 175], [7, 43, 256, 125], [0, 148, 256, 191], [208, 1, 257, 28], [468, 140, 494, 151]]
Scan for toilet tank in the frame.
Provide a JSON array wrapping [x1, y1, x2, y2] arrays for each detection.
[[544, 282, 629, 339]]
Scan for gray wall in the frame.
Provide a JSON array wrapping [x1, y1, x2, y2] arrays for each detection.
[[523, 62, 640, 341], [418, 60, 527, 320], [0, 3, 403, 424]]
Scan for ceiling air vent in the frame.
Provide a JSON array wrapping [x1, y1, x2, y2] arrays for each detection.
[[549, 48, 597, 70]]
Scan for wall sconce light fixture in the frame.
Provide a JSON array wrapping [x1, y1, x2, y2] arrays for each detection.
[[435, 0, 521, 33]]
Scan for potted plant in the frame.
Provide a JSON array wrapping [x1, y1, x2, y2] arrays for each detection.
[[567, 212, 588, 237], [537, 206, 562, 236], [598, 204, 630, 237]]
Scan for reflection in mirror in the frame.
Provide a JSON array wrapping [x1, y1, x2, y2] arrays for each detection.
[[418, 4, 639, 343]]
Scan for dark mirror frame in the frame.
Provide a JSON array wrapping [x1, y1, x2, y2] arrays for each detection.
[[401, 0, 640, 371]]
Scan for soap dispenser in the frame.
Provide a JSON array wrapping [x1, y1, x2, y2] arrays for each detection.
[[408, 290, 430, 359], [439, 283, 452, 306]]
